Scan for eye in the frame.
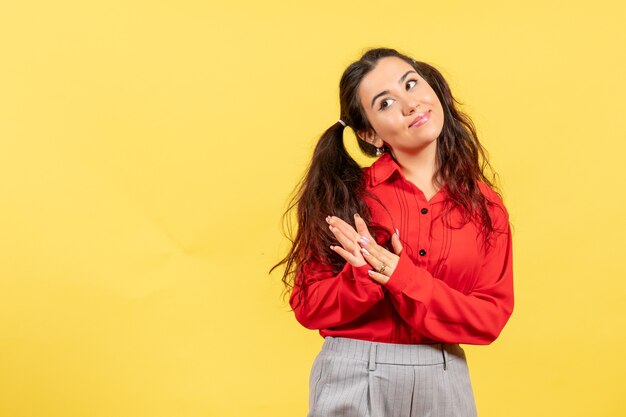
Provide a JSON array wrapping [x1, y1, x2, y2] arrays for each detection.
[[379, 98, 394, 111], [406, 79, 417, 90]]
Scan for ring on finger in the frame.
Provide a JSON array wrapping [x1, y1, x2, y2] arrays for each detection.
[[377, 262, 387, 274]]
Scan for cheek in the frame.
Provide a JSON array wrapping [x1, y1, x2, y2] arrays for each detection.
[[368, 113, 394, 134], [372, 121, 399, 140], [367, 109, 405, 136], [425, 94, 444, 126], [379, 113, 405, 131], [420, 85, 439, 104]]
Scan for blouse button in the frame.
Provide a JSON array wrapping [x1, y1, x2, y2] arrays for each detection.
[[420, 208, 428, 214], [419, 249, 427, 256]]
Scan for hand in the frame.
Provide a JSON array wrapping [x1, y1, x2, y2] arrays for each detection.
[[354, 213, 403, 284], [326, 215, 367, 267], [326, 214, 403, 284]]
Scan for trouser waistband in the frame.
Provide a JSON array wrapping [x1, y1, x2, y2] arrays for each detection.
[[321, 337, 465, 370]]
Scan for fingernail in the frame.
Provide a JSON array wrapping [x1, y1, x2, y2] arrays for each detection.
[[354, 213, 361, 218], [368, 270, 375, 275], [361, 247, 371, 256], [359, 236, 370, 244], [395, 228, 400, 237]]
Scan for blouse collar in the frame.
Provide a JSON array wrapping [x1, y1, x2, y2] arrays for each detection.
[[367, 152, 400, 187], [369, 152, 404, 187], [366, 152, 448, 204]]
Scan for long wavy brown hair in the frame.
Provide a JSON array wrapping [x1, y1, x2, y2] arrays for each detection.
[[270, 47, 501, 305]]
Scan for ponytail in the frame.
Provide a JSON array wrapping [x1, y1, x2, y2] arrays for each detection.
[[270, 121, 376, 303]]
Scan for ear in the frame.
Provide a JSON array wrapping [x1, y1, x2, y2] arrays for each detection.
[[357, 129, 384, 148]]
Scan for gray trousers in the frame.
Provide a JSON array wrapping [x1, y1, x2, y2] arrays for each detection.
[[307, 337, 477, 417]]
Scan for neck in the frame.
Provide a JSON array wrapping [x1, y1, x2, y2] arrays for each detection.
[[389, 141, 439, 187]]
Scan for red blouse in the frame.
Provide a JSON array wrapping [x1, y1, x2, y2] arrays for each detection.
[[289, 153, 514, 345]]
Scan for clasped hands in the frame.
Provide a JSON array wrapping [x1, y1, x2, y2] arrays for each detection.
[[326, 213, 403, 285]]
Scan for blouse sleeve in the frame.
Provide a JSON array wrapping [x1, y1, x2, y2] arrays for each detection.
[[383, 201, 514, 345], [289, 259, 385, 330]]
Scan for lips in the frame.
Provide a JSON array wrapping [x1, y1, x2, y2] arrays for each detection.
[[409, 110, 431, 128]]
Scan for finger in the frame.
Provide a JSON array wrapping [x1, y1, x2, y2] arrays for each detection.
[[391, 233, 403, 255], [357, 234, 391, 264], [350, 215, 395, 267], [330, 244, 366, 267], [360, 246, 392, 277], [353, 213, 374, 240], [353, 214, 390, 260], [328, 224, 360, 255], [367, 269, 390, 285], [359, 245, 380, 266], [327, 216, 359, 241]]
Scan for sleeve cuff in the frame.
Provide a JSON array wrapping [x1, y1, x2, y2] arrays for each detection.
[[351, 262, 376, 282], [351, 263, 385, 298], [384, 251, 434, 302]]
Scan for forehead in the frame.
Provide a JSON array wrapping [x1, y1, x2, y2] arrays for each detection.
[[358, 57, 417, 99]]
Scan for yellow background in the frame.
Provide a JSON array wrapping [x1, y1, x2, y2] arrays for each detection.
[[1, 1, 625, 416]]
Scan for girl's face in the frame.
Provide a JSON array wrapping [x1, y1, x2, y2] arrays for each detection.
[[357, 57, 445, 156]]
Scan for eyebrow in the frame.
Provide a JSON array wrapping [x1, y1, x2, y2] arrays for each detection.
[[370, 70, 418, 109]]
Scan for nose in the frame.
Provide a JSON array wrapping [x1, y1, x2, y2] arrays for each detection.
[[402, 96, 419, 115]]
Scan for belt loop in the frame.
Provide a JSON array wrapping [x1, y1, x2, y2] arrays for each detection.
[[368, 343, 377, 371], [441, 344, 447, 371]]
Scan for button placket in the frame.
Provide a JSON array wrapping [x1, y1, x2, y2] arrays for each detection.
[[416, 202, 431, 264]]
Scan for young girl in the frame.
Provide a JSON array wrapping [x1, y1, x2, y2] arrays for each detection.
[[273, 47, 514, 417]]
